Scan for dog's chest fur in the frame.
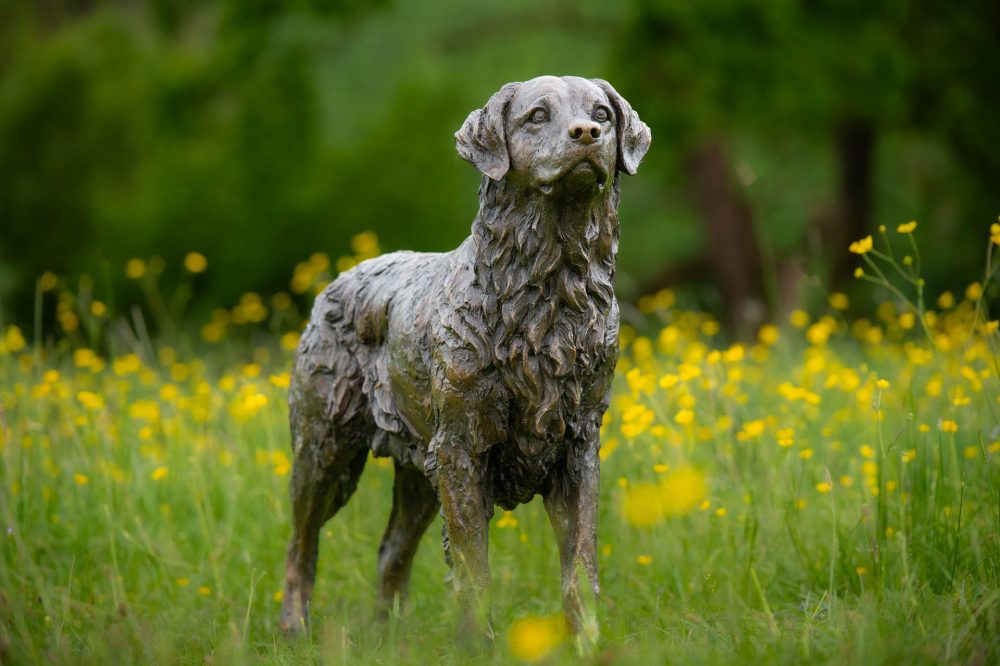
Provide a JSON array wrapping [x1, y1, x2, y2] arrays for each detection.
[[307, 178, 622, 507], [430, 179, 619, 503]]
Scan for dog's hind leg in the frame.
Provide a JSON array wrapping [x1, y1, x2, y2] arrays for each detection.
[[278, 439, 368, 636], [376, 460, 439, 615]]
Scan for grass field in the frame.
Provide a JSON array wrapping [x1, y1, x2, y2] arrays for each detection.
[[2, 226, 999, 664]]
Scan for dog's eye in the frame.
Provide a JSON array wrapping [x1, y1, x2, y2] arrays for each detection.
[[594, 106, 611, 123], [530, 108, 548, 124]]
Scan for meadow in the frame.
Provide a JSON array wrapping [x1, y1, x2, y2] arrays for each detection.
[[1, 224, 999, 665]]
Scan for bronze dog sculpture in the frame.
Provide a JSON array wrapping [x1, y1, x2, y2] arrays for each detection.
[[279, 75, 650, 637]]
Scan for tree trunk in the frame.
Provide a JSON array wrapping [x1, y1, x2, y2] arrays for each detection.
[[686, 135, 766, 339], [827, 119, 875, 285]]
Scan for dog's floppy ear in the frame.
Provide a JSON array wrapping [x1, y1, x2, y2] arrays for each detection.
[[592, 79, 651, 176], [455, 82, 519, 181]]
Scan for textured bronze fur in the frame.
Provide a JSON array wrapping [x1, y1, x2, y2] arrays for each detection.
[[278, 75, 650, 637]]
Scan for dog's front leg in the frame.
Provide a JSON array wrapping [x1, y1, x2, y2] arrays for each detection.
[[435, 427, 493, 639], [543, 430, 600, 646]]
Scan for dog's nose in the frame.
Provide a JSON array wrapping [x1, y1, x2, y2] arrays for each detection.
[[568, 121, 601, 144]]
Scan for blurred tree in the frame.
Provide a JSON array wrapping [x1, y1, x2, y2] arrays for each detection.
[[0, 15, 151, 312], [1, 0, 996, 335], [906, 0, 1000, 237], [615, 0, 999, 334], [615, 0, 909, 335], [0, 0, 623, 330], [0, 0, 381, 323]]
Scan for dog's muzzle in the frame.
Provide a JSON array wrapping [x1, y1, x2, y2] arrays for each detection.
[[538, 158, 609, 198]]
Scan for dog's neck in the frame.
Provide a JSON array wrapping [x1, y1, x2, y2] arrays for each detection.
[[469, 175, 620, 308], [448, 175, 620, 440]]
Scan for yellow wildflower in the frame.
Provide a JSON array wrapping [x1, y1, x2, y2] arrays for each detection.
[[622, 483, 664, 527], [351, 231, 380, 258], [659, 467, 707, 515], [599, 437, 618, 462], [678, 363, 702, 381], [658, 373, 679, 389], [76, 391, 104, 410], [507, 614, 568, 662], [848, 235, 873, 254], [620, 404, 654, 438], [497, 511, 519, 529], [806, 321, 832, 346], [201, 322, 225, 343], [269, 373, 291, 389], [125, 258, 146, 279], [184, 252, 208, 274], [626, 367, 655, 396], [3, 326, 26, 353], [272, 451, 291, 476], [736, 419, 766, 442], [790, 309, 810, 328], [39, 271, 58, 291], [622, 467, 707, 526], [674, 409, 695, 426], [701, 320, 720, 336], [722, 344, 744, 363], [758, 324, 779, 346], [828, 292, 850, 310]]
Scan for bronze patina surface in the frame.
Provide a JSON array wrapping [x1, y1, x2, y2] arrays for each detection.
[[278, 75, 650, 638]]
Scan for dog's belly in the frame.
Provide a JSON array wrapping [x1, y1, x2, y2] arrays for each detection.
[[493, 431, 570, 509]]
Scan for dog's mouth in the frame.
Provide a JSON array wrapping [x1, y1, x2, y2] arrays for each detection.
[[538, 159, 609, 197]]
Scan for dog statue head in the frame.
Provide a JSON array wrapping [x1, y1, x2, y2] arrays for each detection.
[[455, 76, 651, 200]]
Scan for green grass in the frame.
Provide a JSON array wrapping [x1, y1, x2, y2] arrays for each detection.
[[2, 235, 1000, 664]]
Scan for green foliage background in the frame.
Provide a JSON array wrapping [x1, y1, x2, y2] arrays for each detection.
[[1, 0, 997, 323]]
